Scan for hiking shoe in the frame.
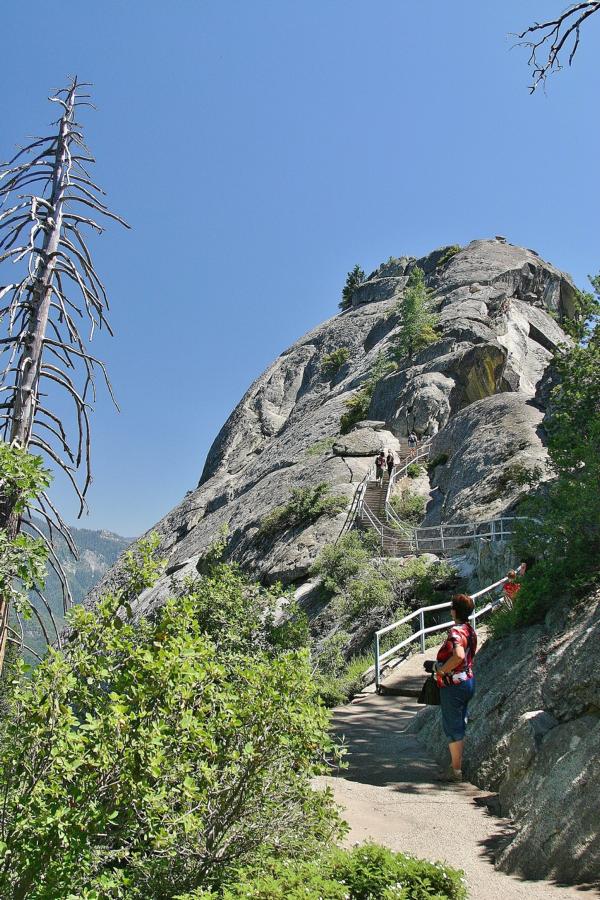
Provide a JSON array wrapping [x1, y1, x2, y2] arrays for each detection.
[[435, 767, 463, 783]]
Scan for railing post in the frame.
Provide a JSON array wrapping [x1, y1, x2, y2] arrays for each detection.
[[419, 610, 425, 653], [375, 632, 381, 693], [440, 527, 445, 553], [470, 600, 477, 633]]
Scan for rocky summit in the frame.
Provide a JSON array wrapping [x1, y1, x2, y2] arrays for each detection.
[[91, 237, 575, 615]]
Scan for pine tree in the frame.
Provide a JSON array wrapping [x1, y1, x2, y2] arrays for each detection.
[[394, 266, 439, 361], [339, 264, 365, 310]]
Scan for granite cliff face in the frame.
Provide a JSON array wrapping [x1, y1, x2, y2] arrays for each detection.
[[412, 589, 600, 884], [90, 238, 575, 616]]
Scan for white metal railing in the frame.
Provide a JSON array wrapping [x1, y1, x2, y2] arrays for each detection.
[[373, 576, 508, 691], [384, 442, 432, 523], [337, 462, 377, 541]]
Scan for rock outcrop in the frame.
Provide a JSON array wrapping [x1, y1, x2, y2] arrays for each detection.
[[411, 590, 600, 885], [89, 238, 575, 616]]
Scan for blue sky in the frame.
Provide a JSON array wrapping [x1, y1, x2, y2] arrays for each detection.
[[1, 1, 599, 536]]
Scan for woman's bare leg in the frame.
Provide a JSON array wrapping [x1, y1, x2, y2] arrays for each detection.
[[449, 740, 464, 771]]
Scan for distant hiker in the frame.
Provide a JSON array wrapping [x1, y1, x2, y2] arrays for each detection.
[[375, 451, 385, 485], [386, 451, 395, 479], [424, 594, 477, 783], [408, 431, 418, 451], [502, 566, 525, 609]]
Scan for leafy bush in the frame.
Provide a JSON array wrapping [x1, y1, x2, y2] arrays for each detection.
[[498, 329, 600, 632], [393, 267, 439, 361], [339, 264, 365, 310], [390, 491, 426, 525], [311, 531, 372, 595], [321, 347, 350, 377], [436, 244, 462, 268], [406, 462, 424, 478], [560, 274, 600, 342], [316, 652, 372, 707], [427, 452, 448, 473], [340, 352, 397, 433], [185, 843, 467, 899], [258, 483, 347, 537], [305, 436, 336, 457], [0, 540, 341, 897]]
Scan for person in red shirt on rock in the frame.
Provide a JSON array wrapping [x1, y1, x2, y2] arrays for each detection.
[[502, 563, 526, 608]]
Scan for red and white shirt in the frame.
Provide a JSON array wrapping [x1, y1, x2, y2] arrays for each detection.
[[436, 622, 477, 686]]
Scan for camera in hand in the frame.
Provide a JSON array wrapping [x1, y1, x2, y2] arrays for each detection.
[[423, 660, 436, 673]]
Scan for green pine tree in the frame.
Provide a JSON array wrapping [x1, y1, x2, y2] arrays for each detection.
[[394, 266, 439, 360], [339, 264, 365, 310]]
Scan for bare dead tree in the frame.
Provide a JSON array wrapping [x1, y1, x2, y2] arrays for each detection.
[[515, 2, 600, 92], [0, 77, 128, 669]]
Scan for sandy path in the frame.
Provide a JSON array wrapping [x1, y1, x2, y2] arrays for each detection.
[[319, 687, 592, 900]]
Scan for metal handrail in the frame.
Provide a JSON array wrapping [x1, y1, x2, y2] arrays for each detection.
[[373, 576, 508, 691], [384, 442, 432, 519], [337, 462, 377, 541]]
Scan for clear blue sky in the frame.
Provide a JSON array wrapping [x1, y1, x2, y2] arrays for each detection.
[[1, 1, 599, 536]]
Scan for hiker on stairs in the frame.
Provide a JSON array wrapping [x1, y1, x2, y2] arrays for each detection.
[[375, 451, 386, 486], [424, 594, 477, 783], [386, 450, 395, 480]]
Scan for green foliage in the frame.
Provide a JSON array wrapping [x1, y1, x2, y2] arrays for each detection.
[[489, 463, 543, 500], [561, 274, 600, 342], [501, 331, 600, 630], [427, 453, 448, 473], [436, 244, 462, 268], [339, 264, 365, 311], [258, 483, 347, 538], [340, 352, 397, 433], [0, 442, 51, 514], [316, 648, 372, 707], [311, 531, 372, 596], [390, 491, 426, 525], [0, 538, 341, 897], [406, 462, 424, 478], [321, 347, 350, 377], [305, 436, 336, 457], [0, 444, 52, 620], [393, 267, 439, 361], [184, 843, 467, 899]]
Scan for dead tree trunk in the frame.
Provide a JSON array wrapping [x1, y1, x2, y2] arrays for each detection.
[[0, 78, 128, 671]]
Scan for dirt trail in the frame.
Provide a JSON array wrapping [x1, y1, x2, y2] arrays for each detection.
[[319, 662, 591, 900]]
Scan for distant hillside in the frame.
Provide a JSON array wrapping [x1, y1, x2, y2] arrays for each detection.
[[21, 523, 132, 660]]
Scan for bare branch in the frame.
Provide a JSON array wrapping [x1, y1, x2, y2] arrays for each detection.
[[514, 2, 600, 91]]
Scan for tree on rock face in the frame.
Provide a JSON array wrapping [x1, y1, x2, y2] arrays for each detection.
[[339, 264, 365, 310], [393, 266, 439, 362], [0, 79, 128, 669], [516, 2, 600, 92]]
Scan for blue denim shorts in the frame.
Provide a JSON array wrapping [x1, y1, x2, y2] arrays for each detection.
[[439, 678, 475, 742]]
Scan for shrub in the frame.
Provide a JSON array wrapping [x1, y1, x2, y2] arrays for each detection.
[[436, 244, 462, 268], [186, 843, 467, 899], [340, 352, 397, 433], [340, 389, 371, 433], [305, 436, 336, 457], [339, 264, 365, 311], [311, 531, 372, 595], [406, 462, 424, 478], [427, 452, 448, 473], [258, 483, 347, 537], [496, 462, 543, 492], [0, 540, 342, 897], [498, 330, 600, 632], [390, 491, 426, 525], [321, 347, 350, 377], [316, 652, 372, 707]]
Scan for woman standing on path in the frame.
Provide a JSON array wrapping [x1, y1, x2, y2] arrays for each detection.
[[375, 451, 386, 485], [424, 594, 477, 782]]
